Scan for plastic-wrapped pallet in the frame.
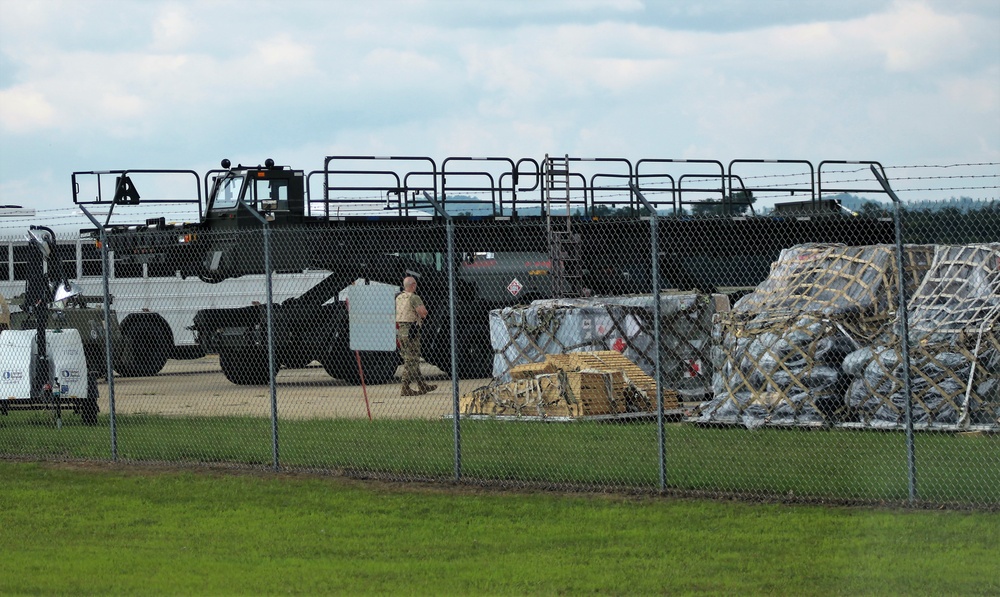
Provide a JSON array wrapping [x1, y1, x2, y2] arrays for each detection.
[[842, 243, 1000, 429], [700, 243, 934, 428], [489, 292, 719, 401]]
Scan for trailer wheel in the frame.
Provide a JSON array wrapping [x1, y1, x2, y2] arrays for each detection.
[[117, 318, 170, 377], [220, 346, 270, 386]]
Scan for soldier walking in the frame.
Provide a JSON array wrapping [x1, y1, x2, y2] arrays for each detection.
[[396, 276, 437, 396]]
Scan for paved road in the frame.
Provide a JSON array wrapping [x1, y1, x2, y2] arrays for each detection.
[[97, 356, 491, 420]]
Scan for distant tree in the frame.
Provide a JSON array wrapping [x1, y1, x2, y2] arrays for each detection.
[[857, 202, 891, 217], [588, 204, 652, 218], [899, 203, 1000, 244]]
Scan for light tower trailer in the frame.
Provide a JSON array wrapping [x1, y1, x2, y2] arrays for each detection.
[[0, 227, 99, 425]]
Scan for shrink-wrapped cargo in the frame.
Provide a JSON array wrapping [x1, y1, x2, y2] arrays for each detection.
[[842, 243, 999, 429], [489, 292, 718, 401], [700, 243, 933, 428]]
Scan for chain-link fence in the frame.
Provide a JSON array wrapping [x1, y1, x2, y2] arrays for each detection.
[[1, 157, 997, 507]]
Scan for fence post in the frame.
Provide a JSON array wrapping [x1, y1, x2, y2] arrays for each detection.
[[630, 184, 666, 491], [871, 165, 917, 503], [78, 206, 118, 461], [240, 201, 280, 471]]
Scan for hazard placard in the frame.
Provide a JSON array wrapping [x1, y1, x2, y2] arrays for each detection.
[[507, 278, 523, 296]]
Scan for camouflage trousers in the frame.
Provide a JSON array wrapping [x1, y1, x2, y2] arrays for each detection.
[[398, 334, 423, 385]]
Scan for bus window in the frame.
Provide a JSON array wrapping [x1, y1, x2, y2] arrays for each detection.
[[113, 255, 143, 279], [55, 243, 75, 279], [148, 263, 179, 278], [11, 245, 29, 281], [80, 243, 104, 277]]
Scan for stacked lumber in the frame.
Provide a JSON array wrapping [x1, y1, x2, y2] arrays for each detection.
[[461, 350, 679, 418]]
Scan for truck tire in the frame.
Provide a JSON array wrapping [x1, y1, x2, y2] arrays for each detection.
[[322, 347, 398, 386], [456, 342, 494, 380], [80, 374, 99, 426], [117, 319, 169, 377], [358, 351, 399, 385], [220, 346, 270, 386], [280, 346, 313, 369]]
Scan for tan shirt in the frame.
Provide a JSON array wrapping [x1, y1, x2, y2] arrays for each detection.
[[395, 291, 424, 324]]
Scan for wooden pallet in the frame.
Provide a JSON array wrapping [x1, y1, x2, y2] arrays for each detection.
[[509, 361, 557, 380], [549, 351, 678, 409], [461, 350, 680, 417]]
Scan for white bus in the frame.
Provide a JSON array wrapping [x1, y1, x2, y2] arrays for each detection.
[[0, 234, 331, 375]]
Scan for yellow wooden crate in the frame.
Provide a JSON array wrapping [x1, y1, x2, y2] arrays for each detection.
[[460, 350, 680, 417], [509, 361, 557, 380]]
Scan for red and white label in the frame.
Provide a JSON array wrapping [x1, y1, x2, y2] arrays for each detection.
[[684, 359, 703, 378], [507, 278, 523, 296]]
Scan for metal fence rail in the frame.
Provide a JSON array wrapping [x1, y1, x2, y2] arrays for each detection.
[[2, 162, 998, 508]]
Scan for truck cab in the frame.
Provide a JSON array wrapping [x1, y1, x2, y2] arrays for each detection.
[[205, 158, 305, 230]]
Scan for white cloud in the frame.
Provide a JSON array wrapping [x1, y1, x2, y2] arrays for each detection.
[[0, 0, 996, 213], [151, 4, 196, 51], [250, 36, 318, 77], [360, 48, 443, 84], [0, 85, 56, 132]]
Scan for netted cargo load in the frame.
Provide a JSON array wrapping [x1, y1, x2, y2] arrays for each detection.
[[842, 243, 1000, 429], [489, 293, 719, 401], [700, 243, 934, 428], [460, 350, 679, 419]]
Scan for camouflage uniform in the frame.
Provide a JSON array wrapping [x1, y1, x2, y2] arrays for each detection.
[[396, 290, 434, 395]]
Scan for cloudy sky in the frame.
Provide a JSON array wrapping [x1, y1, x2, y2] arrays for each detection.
[[1, 0, 998, 226]]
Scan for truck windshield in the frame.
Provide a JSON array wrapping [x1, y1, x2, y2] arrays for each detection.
[[211, 174, 245, 210]]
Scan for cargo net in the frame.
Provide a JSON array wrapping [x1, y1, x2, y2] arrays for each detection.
[[699, 243, 934, 428], [843, 243, 1000, 429], [459, 350, 679, 419], [489, 293, 718, 402]]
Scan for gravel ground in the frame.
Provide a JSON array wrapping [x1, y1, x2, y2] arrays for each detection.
[[97, 356, 490, 420]]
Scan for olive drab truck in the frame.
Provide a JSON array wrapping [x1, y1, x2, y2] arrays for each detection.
[[70, 156, 894, 385]]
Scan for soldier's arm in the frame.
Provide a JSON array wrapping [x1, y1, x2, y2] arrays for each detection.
[[412, 295, 429, 320]]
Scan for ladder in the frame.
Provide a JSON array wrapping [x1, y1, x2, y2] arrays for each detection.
[[544, 154, 584, 298]]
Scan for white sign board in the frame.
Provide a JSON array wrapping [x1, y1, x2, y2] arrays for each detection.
[[346, 284, 399, 351]]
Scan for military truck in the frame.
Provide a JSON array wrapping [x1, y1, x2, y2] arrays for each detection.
[[71, 155, 893, 385]]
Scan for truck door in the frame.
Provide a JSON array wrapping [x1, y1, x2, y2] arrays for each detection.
[[248, 174, 303, 226]]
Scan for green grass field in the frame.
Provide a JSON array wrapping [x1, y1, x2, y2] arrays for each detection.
[[2, 413, 998, 505], [1, 460, 998, 595]]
